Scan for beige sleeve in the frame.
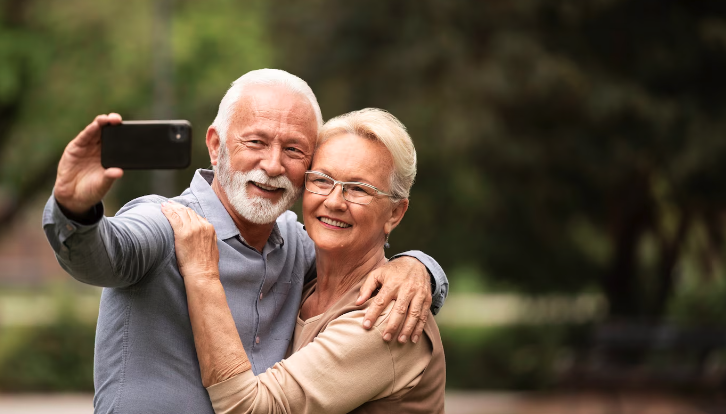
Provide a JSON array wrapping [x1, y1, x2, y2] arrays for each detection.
[[206, 307, 432, 414]]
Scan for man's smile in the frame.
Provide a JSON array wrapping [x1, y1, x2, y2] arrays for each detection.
[[250, 181, 283, 193]]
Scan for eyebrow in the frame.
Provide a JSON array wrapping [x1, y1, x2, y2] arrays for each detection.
[[314, 169, 376, 186], [241, 129, 271, 139], [242, 130, 310, 146]]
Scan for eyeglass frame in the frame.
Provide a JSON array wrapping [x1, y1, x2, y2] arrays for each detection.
[[304, 170, 394, 205]]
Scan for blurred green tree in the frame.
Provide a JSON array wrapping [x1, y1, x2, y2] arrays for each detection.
[[0, 0, 271, 225], [2, 0, 726, 322], [268, 0, 726, 319]]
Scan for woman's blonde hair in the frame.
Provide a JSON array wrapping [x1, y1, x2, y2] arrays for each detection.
[[317, 108, 416, 200]]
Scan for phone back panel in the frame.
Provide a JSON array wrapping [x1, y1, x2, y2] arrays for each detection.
[[101, 121, 192, 169]]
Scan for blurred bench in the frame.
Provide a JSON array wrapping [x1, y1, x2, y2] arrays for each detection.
[[563, 322, 726, 391]]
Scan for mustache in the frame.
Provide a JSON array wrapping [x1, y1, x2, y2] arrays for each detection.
[[238, 169, 296, 193]]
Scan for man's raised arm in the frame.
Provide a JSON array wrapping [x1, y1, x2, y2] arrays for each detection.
[[42, 114, 174, 287]]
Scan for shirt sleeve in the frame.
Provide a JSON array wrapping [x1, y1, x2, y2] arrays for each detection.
[[42, 194, 175, 287], [390, 251, 449, 315], [206, 307, 432, 414]]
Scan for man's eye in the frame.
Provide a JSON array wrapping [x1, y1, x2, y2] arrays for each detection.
[[286, 147, 302, 153]]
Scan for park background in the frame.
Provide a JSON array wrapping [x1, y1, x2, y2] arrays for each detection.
[[1, 0, 725, 412]]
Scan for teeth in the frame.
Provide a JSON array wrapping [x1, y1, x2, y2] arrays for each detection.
[[253, 182, 278, 191], [320, 217, 351, 228]]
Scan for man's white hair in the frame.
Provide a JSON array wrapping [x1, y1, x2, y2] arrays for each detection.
[[211, 69, 323, 145]]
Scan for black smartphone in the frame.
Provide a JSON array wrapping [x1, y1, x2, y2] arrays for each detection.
[[101, 120, 192, 169]]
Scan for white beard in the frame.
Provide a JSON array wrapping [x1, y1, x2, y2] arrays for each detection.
[[216, 146, 302, 225]]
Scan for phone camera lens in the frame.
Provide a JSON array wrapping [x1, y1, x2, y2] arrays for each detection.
[[169, 125, 187, 142]]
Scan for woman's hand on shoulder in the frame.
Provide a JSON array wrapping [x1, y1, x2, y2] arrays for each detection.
[[161, 201, 220, 281]]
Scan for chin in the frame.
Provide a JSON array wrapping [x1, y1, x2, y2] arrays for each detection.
[[310, 233, 349, 252]]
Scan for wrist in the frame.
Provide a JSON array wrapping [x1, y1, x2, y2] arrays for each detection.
[[182, 268, 221, 284], [54, 196, 100, 224]]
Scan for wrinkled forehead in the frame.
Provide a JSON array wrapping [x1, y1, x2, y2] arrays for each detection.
[[232, 85, 319, 133], [312, 133, 394, 187]]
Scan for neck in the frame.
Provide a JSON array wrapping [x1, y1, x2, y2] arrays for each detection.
[[212, 177, 275, 252], [312, 246, 388, 310]]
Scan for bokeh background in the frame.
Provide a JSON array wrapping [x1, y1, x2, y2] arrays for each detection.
[[1, 0, 726, 412]]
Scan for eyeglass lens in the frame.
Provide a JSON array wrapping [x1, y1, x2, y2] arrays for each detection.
[[305, 172, 377, 204]]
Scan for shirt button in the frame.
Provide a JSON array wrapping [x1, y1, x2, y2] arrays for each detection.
[[259, 292, 263, 300], [255, 336, 260, 344], [66, 224, 74, 231]]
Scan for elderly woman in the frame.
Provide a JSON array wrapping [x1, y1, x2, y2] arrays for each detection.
[[161, 108, 445, 413]]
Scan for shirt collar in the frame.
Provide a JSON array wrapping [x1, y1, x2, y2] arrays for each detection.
[[190, 169, 284, 248]]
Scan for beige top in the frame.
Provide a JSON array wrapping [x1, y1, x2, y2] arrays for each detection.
[[207, 280, 446, 414]]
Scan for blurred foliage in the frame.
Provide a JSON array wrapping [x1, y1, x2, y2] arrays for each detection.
[[2, 0, 726, 324], [669, 279, 726, 327], [0, 0, 271, 219], [0, 292, 95, 392], [441, 324, 586, 390], [268, 0, 726, 320]]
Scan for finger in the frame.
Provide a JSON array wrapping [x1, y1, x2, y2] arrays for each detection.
[[107, 113, 123, 124], [93, 166, 124, 201], [188, 208, 212, 235], [398, 290, 425, 343], [357, 271, 382, 306], [411, 307, 429, 344], [160, 203, 184, 230], [103, 168, 124, 180], [380, 289, 413, 342], [165, 202, 192, 227], [363, 286, 393, 333]]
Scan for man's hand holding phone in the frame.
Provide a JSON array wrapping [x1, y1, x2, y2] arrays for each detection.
[[54, 113, 125, 218], [54, 114, 193, 220]]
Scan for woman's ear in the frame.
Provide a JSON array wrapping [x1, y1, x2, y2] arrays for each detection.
[[383, 199, 409, 235]]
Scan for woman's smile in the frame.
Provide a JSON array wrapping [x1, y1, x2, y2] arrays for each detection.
[[318, 216, 352, 229]]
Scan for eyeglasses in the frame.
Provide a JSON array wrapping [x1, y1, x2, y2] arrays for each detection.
[[304, 171, 393, 205]]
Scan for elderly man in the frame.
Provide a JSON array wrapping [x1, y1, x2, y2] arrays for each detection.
[[42, 69, 448, 414]]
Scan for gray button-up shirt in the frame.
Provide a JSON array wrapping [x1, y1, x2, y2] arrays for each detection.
[[42, 169, 448, 414]]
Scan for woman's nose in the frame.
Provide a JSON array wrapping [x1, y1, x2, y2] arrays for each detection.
[[324, 184, 348, 211]]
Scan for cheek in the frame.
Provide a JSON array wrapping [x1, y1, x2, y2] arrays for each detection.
[[302, 192, 318, 219], [284, 160, 309, 187], [229, 150, 259, 171]]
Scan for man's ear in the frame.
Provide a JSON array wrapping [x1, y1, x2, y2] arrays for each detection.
[[207, 126, 221, 167], [383, 199, 409, 235]]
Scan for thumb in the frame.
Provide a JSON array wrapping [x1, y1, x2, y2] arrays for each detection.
[[357, 271, 382, 305]]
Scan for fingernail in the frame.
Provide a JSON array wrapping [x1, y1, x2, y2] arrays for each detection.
[[363, 320, 372, 329], [399, 335, 407, 343], [356, 295, 362, 303], [412, 335, 419, 344], [383, 333, 392, 341]]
